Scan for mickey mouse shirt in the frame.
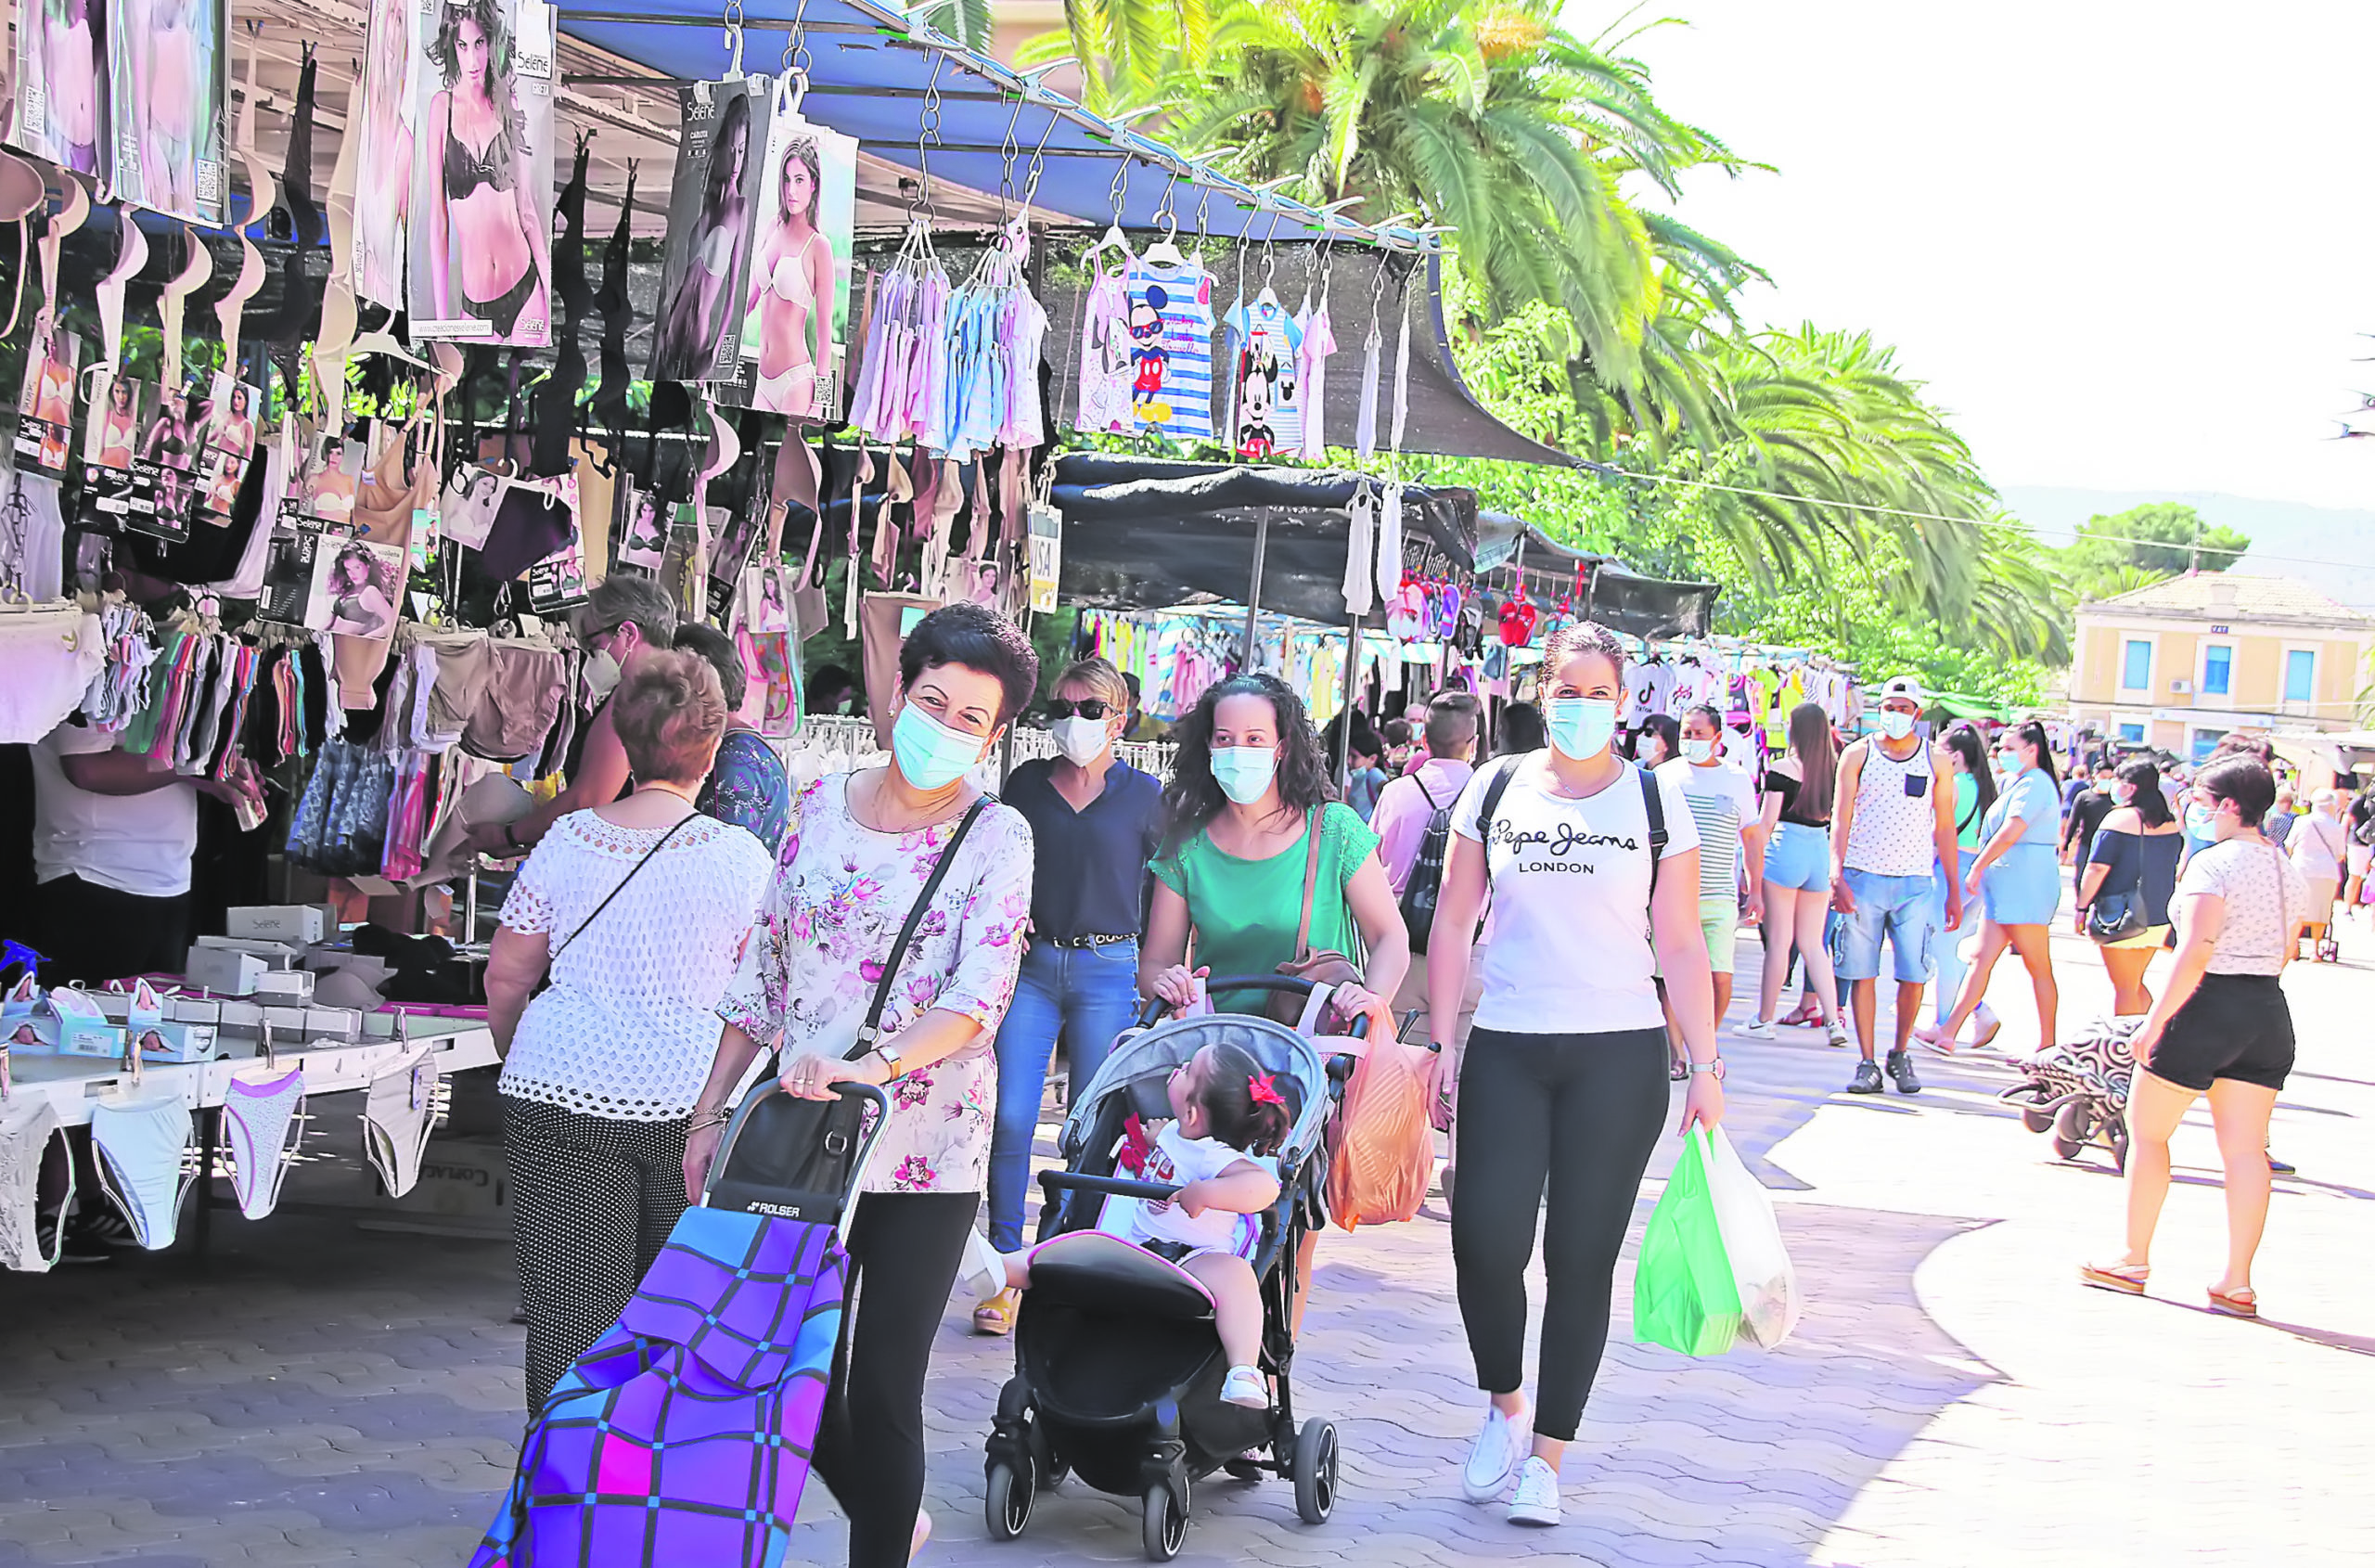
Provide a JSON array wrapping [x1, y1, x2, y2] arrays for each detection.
[[1451, 757, 1699, 1034]]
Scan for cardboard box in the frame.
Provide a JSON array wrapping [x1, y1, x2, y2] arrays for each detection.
[[132, 1021, 218, 1063], [192, 935, 302, 969], [253, 970, 316, 1003], [56, 1020, 128, 1059], [303, 1006, 364, 1042], [168, 996, 223, 1026], [225, 905, 330, 944], [184, 945, 266, 996], [217, 999, 263, 1034], [260, 1005, 310, 1038]]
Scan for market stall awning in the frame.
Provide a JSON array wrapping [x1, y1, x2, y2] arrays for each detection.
[[1051, 454, 1477, 625], [1474, 511, 1719, 641], [553, 1, 1435, 251]]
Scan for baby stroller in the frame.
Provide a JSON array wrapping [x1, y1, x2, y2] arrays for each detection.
[[1999, 1015, 2138, 1171], [981, 977, 1354, 1562]]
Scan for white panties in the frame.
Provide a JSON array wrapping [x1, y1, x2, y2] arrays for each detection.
[[222, 1066, 308, 1221], [0, 605, 105, 745], [0, 1100, 72, 1273], [91, 1093, 198, 1250], [363, 1048, 446, 1200]]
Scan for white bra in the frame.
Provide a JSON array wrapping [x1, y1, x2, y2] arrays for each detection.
[[767, 238, 818, 310], [697, 223, 737, 278]]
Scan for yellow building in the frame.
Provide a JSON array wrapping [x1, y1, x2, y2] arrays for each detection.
[[2070, 574, 2375, 761]]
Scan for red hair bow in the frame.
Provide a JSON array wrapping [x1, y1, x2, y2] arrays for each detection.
[[1248, 1073, 1288, 1110]]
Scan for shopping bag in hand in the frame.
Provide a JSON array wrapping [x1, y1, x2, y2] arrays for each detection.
[[1632, 1127, 1742, 1357], [1701, 1127, 1802, 1349]]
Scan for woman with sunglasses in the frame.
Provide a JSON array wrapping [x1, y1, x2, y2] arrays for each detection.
[[973, 657, 1165, 1335]]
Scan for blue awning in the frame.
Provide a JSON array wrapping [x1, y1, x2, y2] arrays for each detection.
[[553, 0, 1436, 251]]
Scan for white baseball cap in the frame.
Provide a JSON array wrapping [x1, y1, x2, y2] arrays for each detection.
[[1879, 675, 1928, 705]]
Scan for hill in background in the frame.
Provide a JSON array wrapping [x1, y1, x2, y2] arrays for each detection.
[[2001, 486, 2375, 609]]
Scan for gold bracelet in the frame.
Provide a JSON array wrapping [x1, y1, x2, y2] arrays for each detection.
[[689, 1106, 732, 1130]]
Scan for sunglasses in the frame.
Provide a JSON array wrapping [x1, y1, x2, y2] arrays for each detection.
[[1046, 698, 1113, 721]]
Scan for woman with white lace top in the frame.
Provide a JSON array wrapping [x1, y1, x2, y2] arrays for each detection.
[[483, 651, 774, 1410]]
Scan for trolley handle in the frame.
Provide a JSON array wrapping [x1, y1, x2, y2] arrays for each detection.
[[1134, 974, 1374, 1038]]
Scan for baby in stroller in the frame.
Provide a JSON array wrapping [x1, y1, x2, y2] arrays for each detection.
[[989, 1037, 1301, 1407]]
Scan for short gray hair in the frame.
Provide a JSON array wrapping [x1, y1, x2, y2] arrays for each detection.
[[575, 573, 679, 647]]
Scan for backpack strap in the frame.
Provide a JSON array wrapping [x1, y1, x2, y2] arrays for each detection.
[[1636, 764, 1667, 899], [1477, 755, 1524, 880]]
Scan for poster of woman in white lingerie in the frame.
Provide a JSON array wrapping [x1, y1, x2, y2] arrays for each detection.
[[10, 0, 108, 178], [737, 83, 854, 419], [352, 0, 417, 311], [647, 77, 761, 384], [105, 0, 227, 225], [408, 0, 555, 347]]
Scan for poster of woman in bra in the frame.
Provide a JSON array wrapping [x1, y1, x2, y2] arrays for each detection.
[[352, 0, 417, 311], [733, 80, 855, 419], [105, 0, 227, 225], [10, 0, 109, 178], [408, 0, 555, 347], [648, 76, 764, 384]]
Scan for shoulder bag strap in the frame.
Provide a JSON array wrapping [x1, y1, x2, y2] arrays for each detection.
[[1292, 807, 1323, 961], [1636, 765, 1668, 899], [853, 796, 991, 1056], [1478, 755, 1523, 880], [548, 811, 700, 969]]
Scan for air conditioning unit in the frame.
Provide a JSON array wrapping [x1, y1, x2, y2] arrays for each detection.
[[2170, 679, 2192, 694]]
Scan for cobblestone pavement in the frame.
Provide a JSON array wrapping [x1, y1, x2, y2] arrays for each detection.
[[4, 911, 2369, 1566]]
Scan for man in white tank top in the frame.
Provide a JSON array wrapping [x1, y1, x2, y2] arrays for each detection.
[[1829, 676, 1964, 1095]]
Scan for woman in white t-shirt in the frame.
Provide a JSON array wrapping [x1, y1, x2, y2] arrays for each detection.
[[2082, 754, 2309, 1320], [1421, 621, 1723, 1529]]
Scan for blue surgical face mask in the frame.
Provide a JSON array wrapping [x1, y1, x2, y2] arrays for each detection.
[[1210, 745, 1279, 805], [1544, 698, 1619, 761], [1878, 709, 1918, 741], [1681, 738, 1718, 765], [2184, 802, 2215, 838], [892, 702, 988, 790]]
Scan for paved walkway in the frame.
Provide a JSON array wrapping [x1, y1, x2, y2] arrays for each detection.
[[3, 911, 2369, 1566]]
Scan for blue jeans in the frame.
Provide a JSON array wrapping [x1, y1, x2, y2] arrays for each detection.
[[986, 939, 1143, 1253], [1932, 850, 1977, 1024]]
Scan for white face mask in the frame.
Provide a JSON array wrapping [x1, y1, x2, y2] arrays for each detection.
[[1681, 737, 1718, 765], [1878, 709, 1918, 741], [584, 647, 623, 702], [1049, 715, 1110, 767]]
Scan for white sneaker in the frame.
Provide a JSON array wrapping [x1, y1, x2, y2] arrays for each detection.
[[1826, 1022, 1853, 1049], [1221, 1366, 1267, 1408], [1461, 1404, 1530, 1501], [1740, 1018, 1777, 1040], [1507, 1456, 1560, 1526]]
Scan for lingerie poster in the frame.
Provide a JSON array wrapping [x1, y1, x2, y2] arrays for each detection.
[[104, 0, 228, 225], [123, 379, 203, 542], [648, 76, 766, 384], [437, 461, 504, 549], [194, 370, 258, 520], [406, 0, 558, 347], [614, 482, 664, 571], [353, 0, 419, 311], [312, 534, 405, 636], [80, 366, 142, 521], [14, 317, 79, 475], [11, 0, 109, 179], [732, 82, 856, 419]]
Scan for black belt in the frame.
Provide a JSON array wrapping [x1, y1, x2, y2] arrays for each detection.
[[1045, 933, 1136, 949]]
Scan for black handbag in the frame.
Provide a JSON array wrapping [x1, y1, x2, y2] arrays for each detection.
[[704, 797, 990, 1222], [2085, 888, 2147, 944]]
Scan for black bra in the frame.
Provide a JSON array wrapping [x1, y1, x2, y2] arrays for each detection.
[[443, 122, 516, 200]]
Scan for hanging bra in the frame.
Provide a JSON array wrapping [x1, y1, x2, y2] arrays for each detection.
[[90, 1095, 199, 1251], [443, 120, 517, 201], [0, 1100, 72, 1274], [221, 1067, 308, 1222]]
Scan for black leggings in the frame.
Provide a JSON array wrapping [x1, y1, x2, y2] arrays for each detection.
[[504, 1097, 688, 1409], [814, 1189, 977, 1568], [1451, 1026, 1667, 1443]]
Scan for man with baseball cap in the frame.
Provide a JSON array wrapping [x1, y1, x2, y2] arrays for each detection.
[[1828, 675, 1963, 1094]]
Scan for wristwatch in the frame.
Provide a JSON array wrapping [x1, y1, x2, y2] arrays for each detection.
[[1688, 1059, 1725, 1078], [871, 1041, 906, 1080]]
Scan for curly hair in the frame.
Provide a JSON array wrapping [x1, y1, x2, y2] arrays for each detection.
[[1159, 673, 1337, 857], [430, 0, 507, 92]]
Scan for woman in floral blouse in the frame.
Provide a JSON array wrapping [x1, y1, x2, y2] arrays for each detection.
[[684, 603, 1038, 1567]]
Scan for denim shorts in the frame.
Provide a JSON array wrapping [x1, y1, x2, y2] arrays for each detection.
[[1837, 868, 1934, 983], [1764, 820, 1831, 892]]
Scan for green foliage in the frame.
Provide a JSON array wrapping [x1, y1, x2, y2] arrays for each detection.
[[2059, 503, 2250, 601], [917, 0, 996, 50]]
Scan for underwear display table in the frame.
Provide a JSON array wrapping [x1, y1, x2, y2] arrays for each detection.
[[7, 1017, 497, 1128]]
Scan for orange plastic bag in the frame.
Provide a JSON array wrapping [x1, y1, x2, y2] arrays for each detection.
[[1321, 1033, 1436, 1230]]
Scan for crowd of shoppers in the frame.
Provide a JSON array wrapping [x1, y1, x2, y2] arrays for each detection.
[[470, 576, 2351, 1561]]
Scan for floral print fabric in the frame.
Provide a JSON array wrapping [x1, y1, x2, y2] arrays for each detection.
[[719, 775, 1034, 1194]]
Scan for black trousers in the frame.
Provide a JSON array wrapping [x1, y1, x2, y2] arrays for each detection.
[[1451, 1025, 1667, 1443], [503, 1097, 690, 1410], [814, 1189, 977, 1568], [30, 873, 191, 985]]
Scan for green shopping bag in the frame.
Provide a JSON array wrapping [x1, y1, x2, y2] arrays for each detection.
[[1632, 1128, 1743, 1356]]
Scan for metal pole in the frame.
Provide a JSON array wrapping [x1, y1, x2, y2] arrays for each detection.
[[1338, 616, 1364, 790], [1244, 507, 1270, 670]]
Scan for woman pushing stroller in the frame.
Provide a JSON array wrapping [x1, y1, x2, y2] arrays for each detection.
[[982, 1037, 1303, 1408]]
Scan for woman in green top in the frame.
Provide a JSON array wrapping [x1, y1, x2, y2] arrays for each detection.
[[1930, 723, 1997, 1040], [1143, 674, 1410, 1327], [1144, 674, 1407, 1021]]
